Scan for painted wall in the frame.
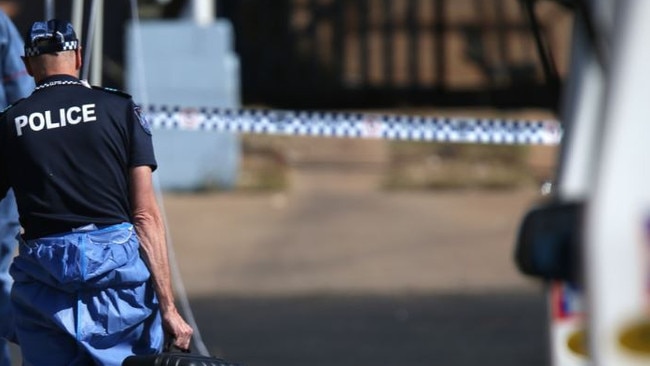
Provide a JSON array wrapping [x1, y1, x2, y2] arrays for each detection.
[[126, 20, 241, 190]]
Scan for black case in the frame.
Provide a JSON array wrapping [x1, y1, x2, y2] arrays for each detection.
[[122, 353, 240, 366]]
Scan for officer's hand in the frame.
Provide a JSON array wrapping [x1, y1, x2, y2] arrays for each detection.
[[161, 307, 193, 352]]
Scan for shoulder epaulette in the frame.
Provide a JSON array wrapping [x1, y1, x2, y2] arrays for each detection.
[[0, 98, 25, 118], [91, 85, 132, 99]]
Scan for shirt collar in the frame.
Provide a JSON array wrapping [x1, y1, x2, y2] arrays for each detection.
[[36, 74, 81, 87], [33, 74, 88, 92]]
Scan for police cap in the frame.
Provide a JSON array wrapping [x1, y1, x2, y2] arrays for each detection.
[[24, 19, 79, 57]]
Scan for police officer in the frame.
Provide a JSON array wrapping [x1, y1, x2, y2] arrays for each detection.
[[0, 19, 192, 365]]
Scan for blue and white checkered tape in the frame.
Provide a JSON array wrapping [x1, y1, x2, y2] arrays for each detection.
[[145, 106, 562, 145]]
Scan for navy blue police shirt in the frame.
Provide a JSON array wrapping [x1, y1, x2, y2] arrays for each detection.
[[0, 74, 157, 239]]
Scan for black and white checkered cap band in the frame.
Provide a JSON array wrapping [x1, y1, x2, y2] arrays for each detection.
[[144, 106, 563, 145], [25, 40, 79, 57]]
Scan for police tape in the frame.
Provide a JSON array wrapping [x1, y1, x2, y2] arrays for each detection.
[[144, 106, 562, 145]]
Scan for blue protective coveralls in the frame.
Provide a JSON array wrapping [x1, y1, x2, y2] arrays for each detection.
[[10, 223, 163, 365], [0, 9, 35, 366]]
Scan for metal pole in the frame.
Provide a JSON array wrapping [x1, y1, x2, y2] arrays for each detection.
[[45, 0, 55, 20], [72, 0, 84, 39], [193, 0, 215, 26], [90, 0, 104, 85]]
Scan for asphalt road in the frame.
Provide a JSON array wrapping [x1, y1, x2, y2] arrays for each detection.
[[191, 290, 549, 366]]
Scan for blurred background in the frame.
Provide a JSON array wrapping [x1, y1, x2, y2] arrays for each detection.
[[2, 1, 574, 365]]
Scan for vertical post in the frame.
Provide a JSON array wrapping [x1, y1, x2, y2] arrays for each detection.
[[494, 0, 508, 72], [72, 0, 84, 39], [406, 0, 418, 88], [45, 0, 55, 20], [193, 0, 215, 26], [333, 1, 344, 85], [521, 0, 559, 92], [434, 0, 446, 91], [359, 0, 369, 86], [90, 0, 104, 85], [381, 0, 393, 86]]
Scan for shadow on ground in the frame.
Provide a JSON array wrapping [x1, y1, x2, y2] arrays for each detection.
[[192, 289, 549, 366]]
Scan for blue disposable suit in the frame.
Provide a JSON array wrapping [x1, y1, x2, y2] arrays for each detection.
[[9, 223, 163, 365]]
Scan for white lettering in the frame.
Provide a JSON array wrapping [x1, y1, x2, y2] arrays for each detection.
[[14, 116, 28, 136], [13, 104, 98, 136], [59, 108, 67, 127], [82, 104, 96, 122], [44, 110, 60, 129], [29, 112, 45, 132], [67, 106, 82, 124]]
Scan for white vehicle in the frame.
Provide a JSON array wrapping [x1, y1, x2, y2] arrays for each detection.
[[515, 0, 650, 365]]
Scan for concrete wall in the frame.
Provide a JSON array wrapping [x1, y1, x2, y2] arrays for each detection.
[[125, 20, 241, 190]]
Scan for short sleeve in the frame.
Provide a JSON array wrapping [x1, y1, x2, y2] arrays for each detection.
[[128, 102, 157, 171]]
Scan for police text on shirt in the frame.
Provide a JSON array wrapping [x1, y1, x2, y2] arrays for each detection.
[[14, 104, 97, 136]]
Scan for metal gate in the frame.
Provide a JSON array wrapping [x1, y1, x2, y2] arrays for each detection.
[[215, 0, 570, 109]]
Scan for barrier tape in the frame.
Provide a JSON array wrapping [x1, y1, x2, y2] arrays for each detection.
[[145, 106, 562, 145]]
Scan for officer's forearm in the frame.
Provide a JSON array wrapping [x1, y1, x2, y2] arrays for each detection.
[[133, 209, 177, 313], [129, 166, 177, 314]]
